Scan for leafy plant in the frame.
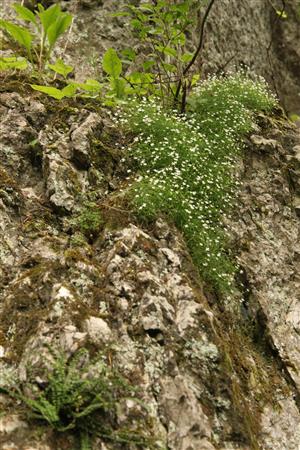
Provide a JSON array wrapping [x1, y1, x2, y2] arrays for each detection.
[[102, 47, 127, 102], [0, 55, 28, 71], [31, 82, 77, 99], [0, 347, 158, 450], [118, 74, 277, 293], [48, 58, 74, 78], [114, 0, 216, 110], [0, 3, 72, 71], [70, 202, 104, 238]]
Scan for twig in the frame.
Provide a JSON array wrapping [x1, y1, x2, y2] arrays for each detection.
[[174, 0, 217, 107], [183, 0, 217, 77]]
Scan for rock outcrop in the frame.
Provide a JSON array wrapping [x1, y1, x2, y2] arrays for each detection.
[[0, 85, 299, 449], [1, 1, 300, 449]]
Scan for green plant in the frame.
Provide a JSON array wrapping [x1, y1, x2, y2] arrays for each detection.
[[114, 0, 216, 110], [31, 82, 77, 99], [70, 202, 103, 239], [0, 55, 28, 70], [0, 347, 158, 450], [0, 3, 72, 71], [30, 78, 102, 99], [289, 113, 300, 123], [118, 73, 277, 293], [102, 47, 127, 102]]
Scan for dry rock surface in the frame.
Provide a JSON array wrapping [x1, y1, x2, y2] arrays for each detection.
[[0, 86, 299, 450], [0, 1, 300, 449]]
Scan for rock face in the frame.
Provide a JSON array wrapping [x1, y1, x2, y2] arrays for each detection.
[[1, 1, 300, 449], [0, 85, 300, 449], [230, 124, 300, 392]]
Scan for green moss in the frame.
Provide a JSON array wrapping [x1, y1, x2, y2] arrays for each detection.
[[0, 166, 16, 189], [215, 316, 290, 449], [70, 202, 103, 239], [0, 261, 62, 360]]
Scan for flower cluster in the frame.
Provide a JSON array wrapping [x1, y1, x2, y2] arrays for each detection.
[[116, 74, 277, 293]]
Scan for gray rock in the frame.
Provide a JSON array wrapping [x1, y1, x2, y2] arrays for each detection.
[[70, 113, 103, 169], [83, 316, 112, 344]]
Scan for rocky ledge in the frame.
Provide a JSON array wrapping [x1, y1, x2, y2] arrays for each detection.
[[0, 87, 299, 450]]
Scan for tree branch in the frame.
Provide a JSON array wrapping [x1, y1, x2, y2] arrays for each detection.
[[183, 0, 217, 76]]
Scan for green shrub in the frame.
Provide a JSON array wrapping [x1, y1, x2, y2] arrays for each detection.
[[118, 74, 277, 293], [0, 3, 72, 71]]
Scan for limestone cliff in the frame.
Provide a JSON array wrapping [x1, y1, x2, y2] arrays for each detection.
[[0, 1, 300, 450]]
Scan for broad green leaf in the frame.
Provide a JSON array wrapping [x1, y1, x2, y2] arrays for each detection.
[[38, 4, 60, 34], [170, 2, 190, 13], [0, 19, 33, 54], [48, 59, 73, 78], [61, 83, 77, 97], [290, 114, 300, 122], [191, 73, 200, 86], [13, 4, 37, 25], [181, 52, 193, 63], [30, 84, 75, 99], [77, 78, 102, 93], [110, 77, 126, 98], [162, 46, 177, 58], [102, 48, 122, 78], [142, 60, 155, 70], [0, 56, 28, 71], [128, 71, 143, 84], [47, 13, 72, 49]]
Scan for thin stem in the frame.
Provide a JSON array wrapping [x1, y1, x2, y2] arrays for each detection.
[[183, 0, 216, 76], [174, 0, 217, 107]]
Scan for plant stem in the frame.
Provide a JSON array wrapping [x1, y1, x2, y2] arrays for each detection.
[[174, 0, 217, 107]]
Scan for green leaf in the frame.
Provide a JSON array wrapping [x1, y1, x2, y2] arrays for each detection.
[[110, 77, 126, 99], [121, 48, 136, 62], [13, 4, 37, 25], [128, 71, 143, 84], [102, 48, 122, 78], [181, 52, 193, 63], [61, 83, 77, 97], [162, 62, 177, 73], [76, 78, 102, 93], [0, 19, 33, 54], [31, 84, 76, 99], [130, 19, 142, 30], [191, 73, 200, 86], [47, 59, 73, 78], [31, 85, 65, 99], [276, 9, 288, 19], [38, 4, 60, 34], [289, 114, 300, 122], [47, 13, 72, 49], [142, 60, 155, 70], [0, 56, 28, 71], [160, 46, 177, 58]]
